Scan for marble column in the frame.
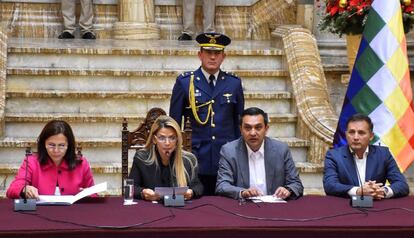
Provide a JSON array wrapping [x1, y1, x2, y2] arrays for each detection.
[[0, 26, 7, 138], [296, 0, 314, 32], [113, 0, 160, 40]]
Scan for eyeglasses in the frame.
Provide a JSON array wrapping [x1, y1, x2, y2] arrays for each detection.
[[46, 143, 68, 151], [155, 135, 177, 143]]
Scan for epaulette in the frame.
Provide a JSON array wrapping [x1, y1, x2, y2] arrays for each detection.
[[178, 71, 193, 80], [223, 71, 240, 80]]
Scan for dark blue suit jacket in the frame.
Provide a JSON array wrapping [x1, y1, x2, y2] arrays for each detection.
[[169, 67, 244, 175], [323, 145, 409, 198]]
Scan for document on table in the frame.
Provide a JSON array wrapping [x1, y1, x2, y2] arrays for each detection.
[[248, 195, 287, 203], [37, 182, 107, 205], [154, 187, 188, 196]]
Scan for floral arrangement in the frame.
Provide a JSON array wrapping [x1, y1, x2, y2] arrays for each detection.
[[317, 0, 414, 37]]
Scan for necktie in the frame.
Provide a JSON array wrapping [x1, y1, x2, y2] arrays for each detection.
[[209, 74, 215, 91]]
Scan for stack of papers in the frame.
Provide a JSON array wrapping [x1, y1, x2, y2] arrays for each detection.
[[248, 195, 287, 203], [37, 182, 107, 205]]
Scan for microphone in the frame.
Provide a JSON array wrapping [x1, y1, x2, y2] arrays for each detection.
[[169, 161, 176, 199], [169, 158, 175, 187], [350, 151, 373, 208], [163, 157, 184, 207], [14, 147, 37, 211]]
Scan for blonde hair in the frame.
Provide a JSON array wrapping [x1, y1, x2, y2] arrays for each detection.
[[143, 115, 197, 186]]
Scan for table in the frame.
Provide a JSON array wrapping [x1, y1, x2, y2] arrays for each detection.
[[1, 196, 414, 238]]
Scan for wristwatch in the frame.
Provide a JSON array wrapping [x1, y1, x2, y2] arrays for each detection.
[[383, 186, 389, 196]]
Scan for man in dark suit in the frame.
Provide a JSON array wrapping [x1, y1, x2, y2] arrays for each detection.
[[324, 113, 409, 199], [215, 107, 303, 200], [170, 32, 244, 195]]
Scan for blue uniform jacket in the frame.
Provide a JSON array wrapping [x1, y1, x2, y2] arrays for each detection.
[[323, 145, 409, 198], [169, 67, 244, 175]]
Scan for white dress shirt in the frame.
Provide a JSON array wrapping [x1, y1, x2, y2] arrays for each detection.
[[347, 147, 393, 198], [246, 142, 267, 195], [201, 68, 219, 86]]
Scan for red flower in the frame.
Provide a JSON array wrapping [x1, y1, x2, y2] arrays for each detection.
[[348, 0, 359, 7], [325, 1, 338, 15], [329, 5, 340, 16], [403, 4, 414, 12], [318, 0, 414, 36]]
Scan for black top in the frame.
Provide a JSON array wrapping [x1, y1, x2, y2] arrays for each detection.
[[129, 149, 203, 200], [157, 151, 173, 187]]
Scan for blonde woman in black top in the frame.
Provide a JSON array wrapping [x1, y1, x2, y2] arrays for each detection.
[[129, 115, 203, 201]]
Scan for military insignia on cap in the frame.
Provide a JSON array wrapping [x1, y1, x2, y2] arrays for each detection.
[[196, 32, 231, 51], [207, 34, 219, 44]]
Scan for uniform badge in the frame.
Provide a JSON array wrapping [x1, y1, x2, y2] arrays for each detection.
[[223, 93, 232, 103]]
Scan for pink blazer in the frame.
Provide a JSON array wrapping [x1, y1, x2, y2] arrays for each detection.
[[6, 154, 94, 199]]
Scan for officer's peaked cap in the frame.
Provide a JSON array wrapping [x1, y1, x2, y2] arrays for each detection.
[[196, 32, 231, 51]]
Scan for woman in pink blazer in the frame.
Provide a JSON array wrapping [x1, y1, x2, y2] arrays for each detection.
[[7, 120, 94, 199]]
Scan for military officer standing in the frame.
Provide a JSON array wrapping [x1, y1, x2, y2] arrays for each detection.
[[170, 32, 244, 195]]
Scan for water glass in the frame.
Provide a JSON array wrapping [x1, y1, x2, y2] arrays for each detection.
[[123, 179, 134, 203]]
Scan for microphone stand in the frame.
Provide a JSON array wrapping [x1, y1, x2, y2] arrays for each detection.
[[163, 158, 184, 207], [14, 148, 37, 211], [351, 152, 373, 208]]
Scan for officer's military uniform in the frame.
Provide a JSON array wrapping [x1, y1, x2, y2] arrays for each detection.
[[170, 33, 245, 195]]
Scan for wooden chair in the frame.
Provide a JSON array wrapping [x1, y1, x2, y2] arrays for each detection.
[[121, 108, 192, 194]]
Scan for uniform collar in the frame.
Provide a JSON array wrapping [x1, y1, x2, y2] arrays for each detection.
[[200, 67, 219, 83]]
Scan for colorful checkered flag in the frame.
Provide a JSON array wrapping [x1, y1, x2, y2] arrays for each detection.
[[333, 0, 414, 171]]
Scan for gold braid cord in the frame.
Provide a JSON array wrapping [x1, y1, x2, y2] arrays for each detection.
[[188, 74, 213, 125]]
